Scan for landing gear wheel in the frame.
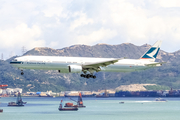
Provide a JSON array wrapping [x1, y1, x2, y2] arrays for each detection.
[[93, 76, 96, 79], [86, 74, 90, 79], [21, 72, 24, 75], [80, 73, 96, 79]]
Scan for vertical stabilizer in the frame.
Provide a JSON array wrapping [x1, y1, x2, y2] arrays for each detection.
[[140, 41, 162, 62]]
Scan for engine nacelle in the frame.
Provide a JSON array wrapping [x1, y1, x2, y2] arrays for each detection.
[[68, 65, 82, 73]]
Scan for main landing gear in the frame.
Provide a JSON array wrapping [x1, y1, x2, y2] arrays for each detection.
[[80, 74, 96, 79]]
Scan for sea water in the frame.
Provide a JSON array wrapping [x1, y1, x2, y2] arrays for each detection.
[[0, 97, 180, 120]]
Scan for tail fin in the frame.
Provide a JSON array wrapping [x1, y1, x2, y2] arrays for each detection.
[[140, 40, 162, 62]]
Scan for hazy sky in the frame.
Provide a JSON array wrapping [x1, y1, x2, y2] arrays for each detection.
[[0, 0, 180, 59]]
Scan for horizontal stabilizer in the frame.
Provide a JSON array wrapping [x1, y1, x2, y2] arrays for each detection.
[[145, 62, 165, 67]]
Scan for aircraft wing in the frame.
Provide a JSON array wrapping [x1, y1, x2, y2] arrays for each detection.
[[82, 58, 122, 69], [145, 62, 165, 67]]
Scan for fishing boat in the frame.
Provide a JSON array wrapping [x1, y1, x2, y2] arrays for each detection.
[[58, 100, 78, 111]]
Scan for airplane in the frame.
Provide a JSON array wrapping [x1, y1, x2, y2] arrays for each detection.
[[10, 41, 163, 79]]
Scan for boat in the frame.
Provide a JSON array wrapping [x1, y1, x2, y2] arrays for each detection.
[[8, 92, 27, 107], [64, 93, 86, 108], [59, 107, 78, 111], [58, 100, 78, 111], [64, 102, 74, 107], [0, 84, 8, 112], [0, 101, 2, 112], [8, 102, 24, 106], [119, 102, 124, 104], [64, 103, 85, 108], [155, 98, 167, 102]]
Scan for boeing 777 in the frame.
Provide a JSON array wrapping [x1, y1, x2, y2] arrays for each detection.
[[10, 41, 163, 79]]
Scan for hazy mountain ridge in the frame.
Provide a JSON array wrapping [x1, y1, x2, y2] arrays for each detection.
[[25, 43, 154, 58], [25, 43, 172, 63], [1, 42, 180, 92]]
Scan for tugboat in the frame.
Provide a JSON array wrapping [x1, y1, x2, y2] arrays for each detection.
[[64, 93, 86, 108], [58, 100, 78, 111], [8, 92, 27, 107]]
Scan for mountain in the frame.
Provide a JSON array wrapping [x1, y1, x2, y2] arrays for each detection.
[[1, 43, 180, 92], [25, 43, 150, 58]]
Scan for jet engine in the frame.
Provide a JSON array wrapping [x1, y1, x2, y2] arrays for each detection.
[[68, 65, 82, 73]]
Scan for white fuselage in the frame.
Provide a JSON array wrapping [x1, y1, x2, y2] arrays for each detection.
[[10, 56, 158, 73]]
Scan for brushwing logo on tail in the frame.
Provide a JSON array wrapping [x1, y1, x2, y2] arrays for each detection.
[[146, 47, 159, 58], [141, 47, 160, 59], [140, 40, 162, 60]]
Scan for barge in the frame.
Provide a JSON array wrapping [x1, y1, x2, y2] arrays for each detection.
[[8, 92, 27, 107], [59, 100, 78, 111], [59, 107, 78, 111], [64, 93, 86, 108], [8, 102, 24, 106]]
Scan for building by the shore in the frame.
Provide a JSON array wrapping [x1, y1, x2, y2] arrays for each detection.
[[0, 88, 22, 95]]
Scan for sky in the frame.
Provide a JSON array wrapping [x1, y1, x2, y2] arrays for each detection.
[[0, 0, 180, 59]]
